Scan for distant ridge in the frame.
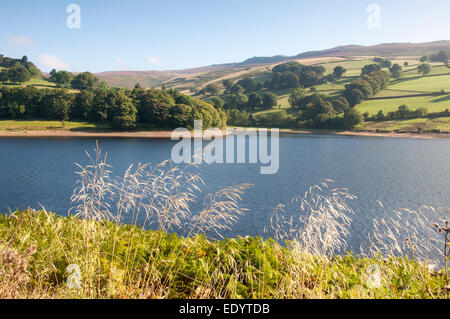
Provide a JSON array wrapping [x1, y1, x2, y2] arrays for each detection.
[[294, 40, 450, 59]]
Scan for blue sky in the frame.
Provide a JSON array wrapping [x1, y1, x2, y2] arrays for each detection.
[[1, 0, 449, 72]]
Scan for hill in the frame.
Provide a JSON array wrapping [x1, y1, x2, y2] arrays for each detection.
[[96, 40, 450, 90]]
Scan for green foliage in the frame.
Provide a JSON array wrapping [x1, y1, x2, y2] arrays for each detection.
[[237, 76, 257, 93], [0, 211, 447, 299], [71, 72, 99, 90], [390, 63, 403, 79], [107, 90, 137, 129], [333, 66, 347, 79], [49, 69, 73, 88], [247, 92, 263, 110], [418, 63, 432, 76], [343, 108, 364, 129], [6, 63, 31, 84], [270, 62, 326, 89], [0, 85, 225, 130], [361, 64, 382, 76], [262, 92, 277, 109]]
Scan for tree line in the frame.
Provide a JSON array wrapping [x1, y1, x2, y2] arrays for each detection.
[[0, 85, 226, 130]]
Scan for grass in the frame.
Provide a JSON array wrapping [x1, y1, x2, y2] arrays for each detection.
[[357, 95, 450, 115], [0, 74, 56, 89], [0, 146, 448, 299], [1, 210, 448, 299], [0, 120, 110, 131], [389, 74, 450, 93], [359, 117, 450, 133]]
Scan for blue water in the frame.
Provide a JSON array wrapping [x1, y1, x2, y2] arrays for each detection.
[[0, 134, 449, 248]]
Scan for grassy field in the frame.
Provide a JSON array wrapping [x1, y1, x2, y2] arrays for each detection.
[[359, 117, 450, 132], [357, 95, 450, 115], [0, 77, 56, 88], [0, 120, 110, 131], [389, 74, 450, 92]]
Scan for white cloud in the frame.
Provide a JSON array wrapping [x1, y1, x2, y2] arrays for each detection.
[[147, 56, 160, 65], [8, 35, 33, 47], [37, 54, 72, 71]]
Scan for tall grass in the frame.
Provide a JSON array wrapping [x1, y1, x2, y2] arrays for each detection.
[[0, 143, 448, 299]]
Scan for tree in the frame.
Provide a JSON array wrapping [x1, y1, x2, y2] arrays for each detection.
[[331, 97, 350, 113], [230, 84, 244, 94], [8, 63, 31, 84], [418, 63, 431, 76], [262, 92, 277, 109], [300, 96, 334, 127], [223, 93, 248, 110], [170, 104, 193, 128], [108, 90, 137, 129], [390, 63, 403, 79], [135, 88, 175, 124], [41, 90, 73, 121], [71, 72, 99, 90], [343, 108, 364, 129], [404, 61, 409, 67], [436, 50, 449, 65], [420, 56, 429, 63], [361, 64, 381, 76], [288, 88, 306, 108], [276, 71, 300, 89], [201, 83, 220, 95], [71, 90, 94, 120], [206, 96, 224, 109], [246, 93, 263, 110], [0, 69, 9, 83], [222, 79, 233, 91], [49, 69, 73, 88], [343, 89, 364, 107], [333, 66, 347, 79], [237, 76, 257, 93]]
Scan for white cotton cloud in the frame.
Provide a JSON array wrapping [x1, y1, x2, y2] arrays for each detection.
[[147, 56, 160, 65], [8, 35, 33, 47], [37, 54, 72, 71]]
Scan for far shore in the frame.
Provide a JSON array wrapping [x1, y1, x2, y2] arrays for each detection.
[[0, 128, 449, 140]]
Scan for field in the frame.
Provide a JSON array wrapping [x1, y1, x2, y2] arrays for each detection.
[[359, 117, 450, 132], [0, 120, 109, 131], [388, 74, 450, 92], [357, 95, 450, 114]]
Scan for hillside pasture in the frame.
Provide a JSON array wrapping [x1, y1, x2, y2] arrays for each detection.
[[357, 94, 450, 115], [389, 74, 450, 92]]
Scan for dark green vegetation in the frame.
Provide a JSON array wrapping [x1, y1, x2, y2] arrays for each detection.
[[0, 55, 42, 85], [1, 45, 450, 133], [0, 85, 225, 130], [0, 210, 448, 299], [0, 58, 226, 130]]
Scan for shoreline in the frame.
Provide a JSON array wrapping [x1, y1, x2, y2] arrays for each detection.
[[0, 128, 449, 140]]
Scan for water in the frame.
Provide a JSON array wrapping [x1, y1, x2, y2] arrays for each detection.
[[0, 134, 449, 249]]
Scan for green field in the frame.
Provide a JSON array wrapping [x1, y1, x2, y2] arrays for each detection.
[[359, 117, 450, 132], [389, 74, 450, 92], [357, 94, 450, 114], [0, 120, 109, 131]]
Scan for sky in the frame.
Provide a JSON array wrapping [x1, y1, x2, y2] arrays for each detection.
[[1, 0, 449, 73]]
